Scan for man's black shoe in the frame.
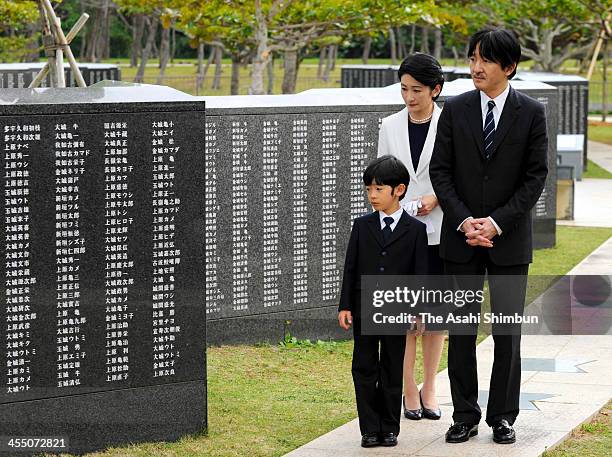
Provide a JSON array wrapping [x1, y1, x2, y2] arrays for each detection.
[[445, 422, 478, 443], [361, 432, 380, 448], [492, 419, 516, 444], [379, 432, 398, 447]]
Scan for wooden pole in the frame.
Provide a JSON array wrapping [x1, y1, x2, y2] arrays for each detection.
[[37, 0, 57, 87], [603, 38, 608, 122], [29, 13, 89, 88], [41, 0, 87, 88], [587, 13, 611, 80]]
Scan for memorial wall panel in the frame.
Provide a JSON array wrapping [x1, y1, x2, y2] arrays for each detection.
[[0, 87, 206, 455], [203, 80, 559, 345]]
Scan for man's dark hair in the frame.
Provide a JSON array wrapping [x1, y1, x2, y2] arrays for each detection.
[[397, 53, 445, 101], [468, 28, 521, 79], [363, 155, 410, 200]]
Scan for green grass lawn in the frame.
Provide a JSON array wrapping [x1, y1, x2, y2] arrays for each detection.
[[82, 226, 612, 457], [588, 122, 612, 147], [583, 159, 612, 179], [109, 57, 611, 106], [543, 401, 612, 457]]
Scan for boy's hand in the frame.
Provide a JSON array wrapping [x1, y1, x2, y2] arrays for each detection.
[[338, 310, 353, 330]]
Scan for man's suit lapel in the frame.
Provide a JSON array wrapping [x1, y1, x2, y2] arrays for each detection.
[[465, 90, 486, 159], [488, 86, 521, 158]]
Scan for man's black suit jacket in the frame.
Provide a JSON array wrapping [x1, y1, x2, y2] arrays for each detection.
[[338, 211, 429, 313], [429, 86, 548, 266]]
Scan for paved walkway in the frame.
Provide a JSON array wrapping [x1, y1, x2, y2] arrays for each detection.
[[557, 140, 612, 228], [285, 246, 612, 456], [588, 140, 612, 174]]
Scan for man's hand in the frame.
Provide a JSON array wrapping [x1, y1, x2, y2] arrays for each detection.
[[416, 195, 438, 216], [462, 218, 494, 248], [338, 310, 353, 330]]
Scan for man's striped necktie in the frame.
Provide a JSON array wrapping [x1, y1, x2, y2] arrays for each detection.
[[484, 100, 496, 159]]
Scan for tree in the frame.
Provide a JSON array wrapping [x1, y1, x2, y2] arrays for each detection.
[[0, 0, 40, 62], [482, 0, 596, 72]]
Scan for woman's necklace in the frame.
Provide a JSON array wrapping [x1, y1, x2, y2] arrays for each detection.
[[409, 106, 434, 124]]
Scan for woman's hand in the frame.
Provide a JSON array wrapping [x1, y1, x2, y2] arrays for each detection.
[[416, 195, 438, 216]]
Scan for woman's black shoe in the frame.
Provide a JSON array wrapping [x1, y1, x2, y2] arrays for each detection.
[[420, 390, 442, 420], [403, 395, 422, 420]]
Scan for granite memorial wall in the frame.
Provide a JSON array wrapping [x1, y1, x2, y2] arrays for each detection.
[[341, 64, 588, 156], [0, 85, 206, 455], [0, 63, 121, 89], [203, 79, 558, 345]]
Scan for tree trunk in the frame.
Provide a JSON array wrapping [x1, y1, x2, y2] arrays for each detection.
[[100, 1, 111, 60], [389, 27, 397, 64], [156, 25, 170, 85], [212, 45, 222, 90], [317, 46, 326, 79], [267, 55, 274, 94], [398, 27, 408, 60], [131, 14, 145, 68], [433, 28, 442, 60], [171, 26, 176, 64], [330, 44, 337, 71], [409, 24, 416, 54], [322, 45, 333, 82], [282, 48, 298, 94], [24, 22, 40, 62], [134, 17, 157, 83], [230, 57, 241, 95], [420, 26, 430, 54], [84, 8, 101, 62], [250, 0, 269, 95], [452, 45, 459, 66], [362, 36, 371, 64]]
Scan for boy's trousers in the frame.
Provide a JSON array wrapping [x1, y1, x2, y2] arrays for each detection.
[[352, 317, 407, 435]]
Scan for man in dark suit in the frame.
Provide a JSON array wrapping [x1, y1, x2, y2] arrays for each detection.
[[339, 155, 428, 448], [429, 28, 548, 444]]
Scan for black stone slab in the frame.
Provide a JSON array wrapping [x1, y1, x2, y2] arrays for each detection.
[[515, 72, 589, 164], [341, 65, 586, 162], [0, 63, 121, 89], [0, 85, 206, 455], [202, 79, 558, 345]]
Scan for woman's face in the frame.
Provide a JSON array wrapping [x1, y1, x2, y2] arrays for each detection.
[[400, 73, 440, 117]]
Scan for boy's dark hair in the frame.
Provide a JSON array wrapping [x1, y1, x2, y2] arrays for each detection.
[[468, 28, 521, 79], [363, 155, 410, 200], [397, 53, 445, 101]]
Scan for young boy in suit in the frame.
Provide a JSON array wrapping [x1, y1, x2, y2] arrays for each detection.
[[338, 155, 429, 448]]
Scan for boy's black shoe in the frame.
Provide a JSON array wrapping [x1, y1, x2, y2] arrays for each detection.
[[492, 419, 516, 444], [379, 432, 398, 447], [445, 422, 478, 443], [361, 432, 380, 448]]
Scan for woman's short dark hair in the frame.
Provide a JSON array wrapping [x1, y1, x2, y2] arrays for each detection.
[[468, 28, 521, 79], [363, 155, 410, 200], [397, 53, 445, 101]]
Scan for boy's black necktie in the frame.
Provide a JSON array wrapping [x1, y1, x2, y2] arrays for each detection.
[[382, 216, 394, 243]]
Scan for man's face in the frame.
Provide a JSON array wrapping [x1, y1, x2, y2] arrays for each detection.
[[469, 43, 515, 95]]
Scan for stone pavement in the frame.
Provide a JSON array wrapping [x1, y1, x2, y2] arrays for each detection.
[[587, 140, 612, 174], [285, 244, 612, 456], [557, 140, 612, 228]]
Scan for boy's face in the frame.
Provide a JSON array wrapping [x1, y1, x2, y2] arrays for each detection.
[[366, 180, 405, 215]]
